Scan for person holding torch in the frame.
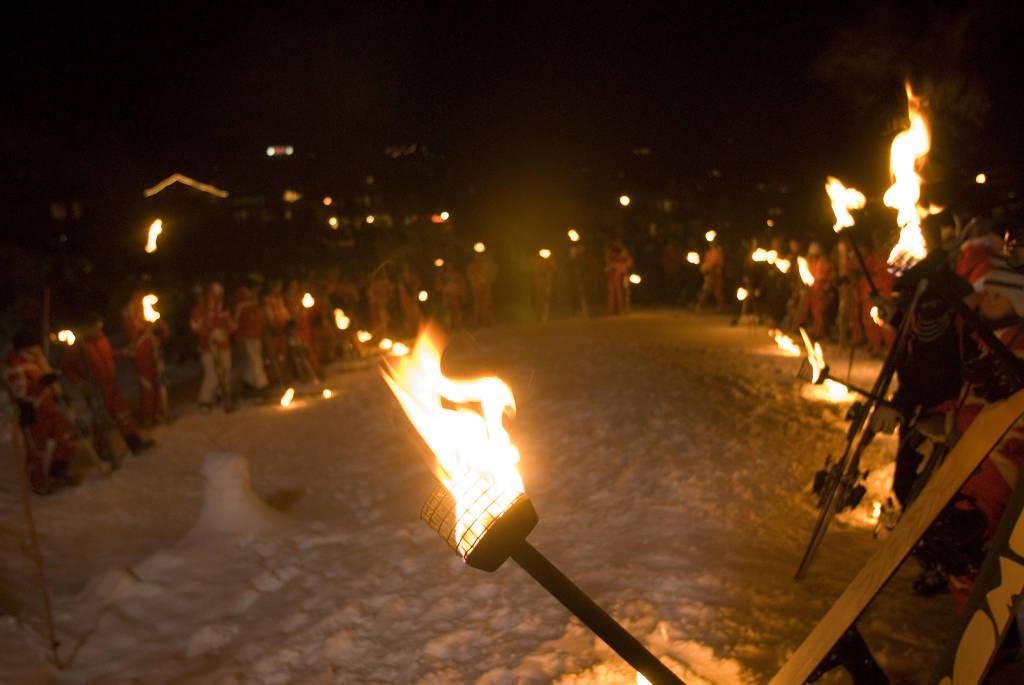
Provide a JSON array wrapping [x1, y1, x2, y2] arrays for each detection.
[[122, 289, 169, 426]]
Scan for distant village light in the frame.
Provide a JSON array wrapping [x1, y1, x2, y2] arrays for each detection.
[[434, 258, 445, 267], [440, 211, 451, 221], [366, 215, 375, 224], [323, 196, 333, 206], [328, 216, 339, 229], [976, 172, 988, 184], [766, 219, 775, 228]]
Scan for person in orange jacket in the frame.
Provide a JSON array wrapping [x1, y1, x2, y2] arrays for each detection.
[[233, 274, 269, 396], [191, 282, 236, 412], [262, 279, 291, 384], [605, 241, 633, 315], [4, 328, 86, 492], [61, 313, 154, 453], [122, 290, 169, 426]]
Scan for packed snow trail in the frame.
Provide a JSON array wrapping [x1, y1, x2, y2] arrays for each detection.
[[0, 312, 960, 683]]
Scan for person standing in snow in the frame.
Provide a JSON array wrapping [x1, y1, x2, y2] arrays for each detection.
[[697, 241, 725, 311], [262, 279, 291, 385], [122, 289, 169, 426], [61, 313, 155, 455], [805, 241, 834, 338], [467, 250, 498, 328], [191, 281, 235, 412], [232, 274, 269, 399], [604, 240, 632, 315], [530, 250, 557, 323]]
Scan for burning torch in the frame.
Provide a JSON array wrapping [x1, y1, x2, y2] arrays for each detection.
[[797, 328, 883, 403], [383, 327, 685, 685]]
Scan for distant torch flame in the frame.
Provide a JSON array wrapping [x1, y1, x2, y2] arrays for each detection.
[[434, 258, 445, 268], [770, 329, 801, 357], [392, 342, 411, 357], [797, 257, 815, 286], [382, 326, 525, 557], [302, 292, 315, 309], [628, 274, 642, 285], [539, 249, 552, 260], [142, 294, 161, 323], [799, 327, 851, 401], [357, 330, 373, 343], [473, 242, 486, 253], [737, 287, 749, 301], [418, 290, 429, 302], [333, 308, 351, 330], [57, 330, 76, 346], [825, 176, 867, 233], [883, 83, 931, 271], [379, 338, 394, 351], [280, 387, 295, 408], [322, 389, 334, 399], [145, 219, 163, 254], [705, 230, 717, 243], [686, 251, 700, 265], [774, 258, 791, 274], [870, 305, 884, 327], [568, 228, 581, 242]]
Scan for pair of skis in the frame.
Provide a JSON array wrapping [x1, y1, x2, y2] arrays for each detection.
[[794, 280, 929, 581]]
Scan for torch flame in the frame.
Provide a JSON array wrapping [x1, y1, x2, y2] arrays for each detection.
[[825, 176, 867, 233], [736, 287, 749, 301], [567, 228, 581, 242], [392, 342, 411, 357], [334, 308, 351, 330], [57, 329, 76, 346], [628, 274, 642, 285], [142, 294, 161, 323], [705, 230, 717, 243], [379, 338, 394, 351], [774, 258, 791, 274], [799, 327, 851, 401], [145, 219, 163, 254], [280, 387, 295, 408], [752, 248, 769, 262], [302, 292, 315, 309], [870, 305, 884, 327], [883, 83, 931, 271], [797, 257, 815, 286], [322, 389, 334, 399], [418, 290, 429, 302], [770, 329, 801, 357], [382, 326, 525, 557], [357, 330, 373, 343], [686, 251, 700, 265], [538, 248, 552, 260]]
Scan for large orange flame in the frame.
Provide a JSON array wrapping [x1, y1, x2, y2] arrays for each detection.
[[825, 176, 867, 233], [799, 328, 851, 402], [883, 83, 930, 270], [383, 327, 525, 557]]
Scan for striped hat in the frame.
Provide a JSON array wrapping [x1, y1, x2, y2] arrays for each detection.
[[977, 260, 1024, 316]]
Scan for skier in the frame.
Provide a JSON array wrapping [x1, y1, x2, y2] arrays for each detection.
[[605, 240, 633, 315], [122, 289, 169, 426], [805, 241, 834, 338], [466, 251, 498, 327], [61, 313, 154, 454], [435, 263, 467, 332], [232, 274, 269, 399], [530, 250, 557, 322], [262, 279, 291, 385], [190, 281, 235, 412], [4, 328, 91, 492], [697, 241, 725, 311]]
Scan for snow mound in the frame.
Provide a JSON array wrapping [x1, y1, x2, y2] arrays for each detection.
[[185, 452, 286, 542]]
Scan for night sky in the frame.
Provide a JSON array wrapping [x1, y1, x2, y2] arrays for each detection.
[[4, 1, 1023, 233]]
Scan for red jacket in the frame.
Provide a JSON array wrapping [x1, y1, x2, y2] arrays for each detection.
[[5, 347, 58, 408], [233, 286, 264, 339], [62, 334, 119, 386], [191, 301, 234, 352]]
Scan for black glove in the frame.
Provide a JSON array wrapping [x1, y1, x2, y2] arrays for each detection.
[[963, 354, 1023, 403], [17, 401, 36, 426]]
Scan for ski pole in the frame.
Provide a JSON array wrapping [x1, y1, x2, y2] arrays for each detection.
[[8, 409, 60, 666]]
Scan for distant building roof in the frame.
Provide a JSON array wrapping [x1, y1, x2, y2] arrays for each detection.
[[144, 173, 229, 199]]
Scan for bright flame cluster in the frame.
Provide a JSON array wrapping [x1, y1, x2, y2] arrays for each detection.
[[142, 294, 161, 323], [382, 327, 525, 556], [333, 308, 351, 330], [770, 329, 801, 357], [825, 176, 867, 233], [883, 83, 931, 271], [797, 257, 815, 286], [145, 219, 163, 254]]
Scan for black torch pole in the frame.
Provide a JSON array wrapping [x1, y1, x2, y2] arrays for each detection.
[[510, 540, 686, 685], [841, 233, 880, 299]]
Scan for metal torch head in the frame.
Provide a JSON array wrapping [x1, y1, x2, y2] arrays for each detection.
[[421, 485, 539, 572], [797, 358, 830, 386]]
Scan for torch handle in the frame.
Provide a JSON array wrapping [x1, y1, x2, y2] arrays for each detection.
[[510, 541, 686, 685], [842, 234, 880, 299]]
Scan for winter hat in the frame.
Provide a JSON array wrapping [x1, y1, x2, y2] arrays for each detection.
[[978, 261, 1024, 317]]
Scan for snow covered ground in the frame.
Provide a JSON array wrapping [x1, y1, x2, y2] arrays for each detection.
[[0, 312, 971, 683]]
